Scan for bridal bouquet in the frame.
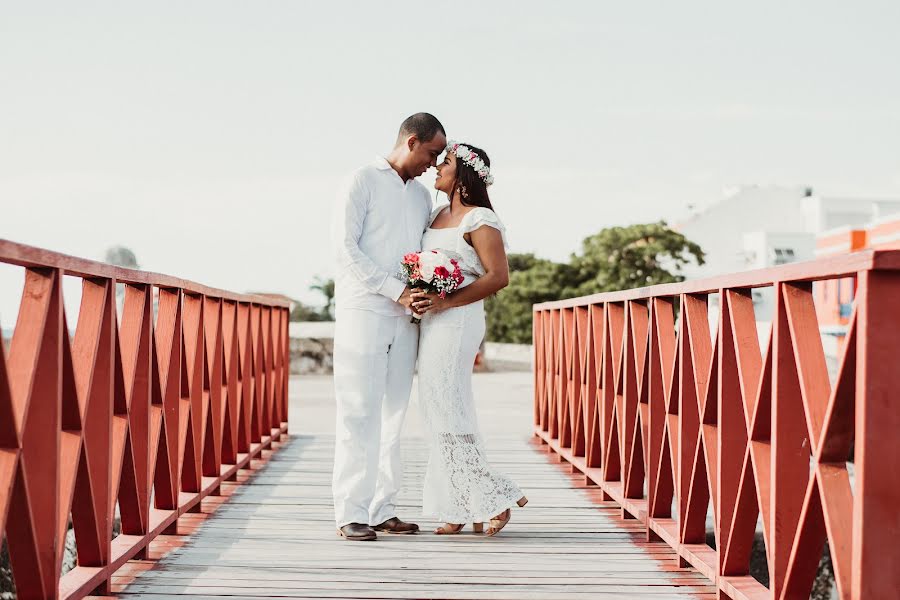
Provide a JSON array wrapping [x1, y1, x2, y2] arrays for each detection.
[[399, 250, 465, 321]]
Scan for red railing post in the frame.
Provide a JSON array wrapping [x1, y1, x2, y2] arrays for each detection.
[[118, 284, 154, 555], [6, 268, 63, 599], [853, 269, 900, 598], [154, 287, 182, 514], [601, 302, 624, 487], [584, 305, 603, 470]]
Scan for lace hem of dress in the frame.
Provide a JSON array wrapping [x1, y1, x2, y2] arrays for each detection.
[[423, 434, 524, 523]]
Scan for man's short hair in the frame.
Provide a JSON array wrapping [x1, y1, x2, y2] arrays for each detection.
[[397, 113, 446, 145]]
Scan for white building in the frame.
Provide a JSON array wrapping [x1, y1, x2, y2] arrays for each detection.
[[676, 185, 900, 280], [674, 185, 900, 358]]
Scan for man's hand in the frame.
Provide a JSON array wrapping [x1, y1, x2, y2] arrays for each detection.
[[398, 287, 424, 315]]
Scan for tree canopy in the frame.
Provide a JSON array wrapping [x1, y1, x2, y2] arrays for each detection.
[[104, 245, 140, 269], [566, 222, 705, 296], [290, 276, 336, 322], [486, 222, 704, 343]]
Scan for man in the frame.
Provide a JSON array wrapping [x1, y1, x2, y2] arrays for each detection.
[[331, 113, 447, 541]]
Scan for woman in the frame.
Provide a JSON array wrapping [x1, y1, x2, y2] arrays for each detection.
[[411, 141, 527, 536]]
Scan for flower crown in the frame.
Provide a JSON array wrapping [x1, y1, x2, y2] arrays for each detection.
[[446, 140, 494, 186]]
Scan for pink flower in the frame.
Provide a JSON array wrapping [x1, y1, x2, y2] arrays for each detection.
[[434, 266, 450, 278]]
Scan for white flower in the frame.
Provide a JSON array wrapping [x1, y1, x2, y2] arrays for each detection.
[[417, 250, 443, 282], [445, 139, 494, 186], [417, 250, 457, 283]]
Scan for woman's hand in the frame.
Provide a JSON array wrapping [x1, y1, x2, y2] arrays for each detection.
[[411, 290, 449, 314]]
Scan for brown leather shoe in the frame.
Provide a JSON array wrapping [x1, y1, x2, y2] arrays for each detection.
[[373, 517, 420, 534], [338, 522, 376, 541]]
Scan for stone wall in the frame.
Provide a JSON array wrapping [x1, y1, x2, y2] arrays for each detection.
[[292, 336, 333, 375]]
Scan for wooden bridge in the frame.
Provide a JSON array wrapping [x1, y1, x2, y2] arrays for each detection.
[[105, 374, 715, 599], [1, 239, 898, 599]]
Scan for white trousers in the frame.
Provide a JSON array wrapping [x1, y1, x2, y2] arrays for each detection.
[[332, 308, 418, 528]]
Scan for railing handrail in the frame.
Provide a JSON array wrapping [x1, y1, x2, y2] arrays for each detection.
[[0, 240, 291, 600], [534, 248, 900, 309], [0, 238, 291, 308]]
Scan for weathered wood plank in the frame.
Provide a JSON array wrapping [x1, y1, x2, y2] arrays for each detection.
[[113, 374, 715, 599]]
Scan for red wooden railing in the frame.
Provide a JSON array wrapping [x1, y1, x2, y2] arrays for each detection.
[[533, 249, 900, 600], [0, 240, 290, 599]]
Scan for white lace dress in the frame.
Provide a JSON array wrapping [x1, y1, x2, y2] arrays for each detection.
[[418, 205, 524, 524]]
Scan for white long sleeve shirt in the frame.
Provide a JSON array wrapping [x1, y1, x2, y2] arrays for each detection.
[[332, 156, 433, 317]]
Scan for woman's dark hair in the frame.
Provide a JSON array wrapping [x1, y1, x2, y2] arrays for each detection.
[[452, 144, 494, 212]]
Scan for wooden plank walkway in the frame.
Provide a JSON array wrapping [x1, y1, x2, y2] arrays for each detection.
[[107, 373, 715, 599]]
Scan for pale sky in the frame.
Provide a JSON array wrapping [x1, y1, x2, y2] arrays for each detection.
[[2, 1, 899, 323]]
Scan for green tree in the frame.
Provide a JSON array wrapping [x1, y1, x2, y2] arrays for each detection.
[[485, 224, 704, 343], [290, 302, 328, 322], [104, 246, 140, 308], [104, 245, 139, 269], [310, 276, 335, 320], [506, 253, 541, 272], [565, 221, 704, 296], [485, 254, 575, 344]]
